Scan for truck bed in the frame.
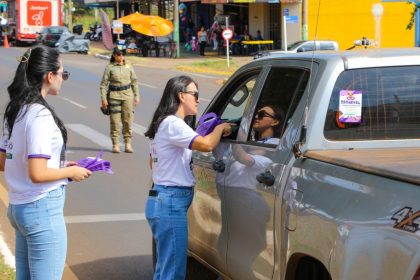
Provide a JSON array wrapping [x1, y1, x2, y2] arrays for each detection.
[[305, 148, 420, 186]]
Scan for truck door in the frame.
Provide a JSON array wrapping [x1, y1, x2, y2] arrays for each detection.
[[189, 68, 264, 274], [223, 65, 311, 280]]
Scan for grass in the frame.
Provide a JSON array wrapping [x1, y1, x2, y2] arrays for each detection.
[[176, 59, 239, 75], [0, 255, 14, 280]]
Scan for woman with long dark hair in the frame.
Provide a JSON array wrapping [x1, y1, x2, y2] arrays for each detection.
[[0, 46, 91, 280], [145, 75, 231, 280]]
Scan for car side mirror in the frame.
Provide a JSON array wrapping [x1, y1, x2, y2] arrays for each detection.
[[297, 47, 305, 53]]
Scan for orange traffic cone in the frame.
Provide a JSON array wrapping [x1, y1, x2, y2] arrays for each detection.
[[3, 34, 9, 48]]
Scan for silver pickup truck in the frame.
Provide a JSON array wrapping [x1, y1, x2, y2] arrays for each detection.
[[187, 49, 420, 280]]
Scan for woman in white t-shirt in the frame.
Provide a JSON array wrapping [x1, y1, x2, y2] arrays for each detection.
[[144, 75, 231, 280], [0, 46, 92, 280]]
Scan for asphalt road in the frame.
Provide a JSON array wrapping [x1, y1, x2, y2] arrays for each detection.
[[0, 46, 225, 280]]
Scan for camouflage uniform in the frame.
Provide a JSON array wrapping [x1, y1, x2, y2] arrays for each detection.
[[100, 62, 139, 152]]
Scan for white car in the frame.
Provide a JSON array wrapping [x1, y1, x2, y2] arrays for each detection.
[[255, 40, 339, 59], [0, 16, 7, 26]]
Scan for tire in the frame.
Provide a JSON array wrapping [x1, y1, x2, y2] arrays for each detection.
[[84, 32, 91, 40], [186, 256, 218, 280]]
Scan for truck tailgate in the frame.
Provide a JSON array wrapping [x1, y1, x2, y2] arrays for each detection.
[[305, 148, 420, 186]]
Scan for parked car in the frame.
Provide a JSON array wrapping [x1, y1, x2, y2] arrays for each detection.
[[56, 32, 89, 54], [254, 40, 339, 59], [181, 49, 420, 280], [36, 26, 69, 47], [0, 16, 7, 26]]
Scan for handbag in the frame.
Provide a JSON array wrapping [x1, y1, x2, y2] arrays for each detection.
[[196, 112, 223, 136], [100, 106, 111, 115]]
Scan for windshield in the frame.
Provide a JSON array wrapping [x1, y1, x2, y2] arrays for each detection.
[[288, 41, 306, 51]]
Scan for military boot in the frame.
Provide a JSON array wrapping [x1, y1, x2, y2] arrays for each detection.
[[125, 139, 133, 153], [112, 139, 120, 153]]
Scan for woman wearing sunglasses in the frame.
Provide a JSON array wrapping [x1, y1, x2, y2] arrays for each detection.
[[145, 75, 232, 280], [0, 46, 92, 280], [252, 104, 285, 145], [100, 47, 140, 153]]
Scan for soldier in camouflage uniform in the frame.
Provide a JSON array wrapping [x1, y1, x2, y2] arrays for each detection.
[[100, 48, 140, 153]]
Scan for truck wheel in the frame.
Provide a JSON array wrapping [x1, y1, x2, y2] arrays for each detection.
[[294, 257, 331, 280], [186, 256, 218, 280]]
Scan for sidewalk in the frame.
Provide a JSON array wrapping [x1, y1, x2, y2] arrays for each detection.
[[88, 41, 253, 77]]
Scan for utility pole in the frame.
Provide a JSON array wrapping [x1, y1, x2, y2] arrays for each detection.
[[116, 0, 120, 40], [302, 0, 308, 40], [174, 0, 180, 58], [68, 0, 73, 30]]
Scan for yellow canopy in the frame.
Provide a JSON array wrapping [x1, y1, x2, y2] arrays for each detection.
[[119, 12, 174, 37]]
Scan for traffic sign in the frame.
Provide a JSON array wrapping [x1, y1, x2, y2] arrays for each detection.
[[222, 28, 233, 40]]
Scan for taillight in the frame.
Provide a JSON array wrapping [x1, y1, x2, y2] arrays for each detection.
[[413, 265, 420, 280]]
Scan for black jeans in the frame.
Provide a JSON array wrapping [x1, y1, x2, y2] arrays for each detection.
[[199, 41, 206, 56]]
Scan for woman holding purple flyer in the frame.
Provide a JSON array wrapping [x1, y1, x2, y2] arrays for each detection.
[[0, 46, 92, 280], [144, 75, 232, 280]]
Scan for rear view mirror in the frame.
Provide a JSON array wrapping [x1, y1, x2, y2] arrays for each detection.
[[230, 87, 249, 107]]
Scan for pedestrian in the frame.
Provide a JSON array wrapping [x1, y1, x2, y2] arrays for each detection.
[[100, 47, 140, 153], [144, 75, 231, 280], [197, 26, 208, 56], [0, 46, 92, 280]]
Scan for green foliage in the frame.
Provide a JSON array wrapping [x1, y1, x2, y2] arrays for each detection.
[[0, 255, 15, 280], [71, 7, 114, 30], [406, 2, 418, 30]]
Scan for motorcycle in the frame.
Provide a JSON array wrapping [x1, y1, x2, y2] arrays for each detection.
[[84, 24, 102, 41]]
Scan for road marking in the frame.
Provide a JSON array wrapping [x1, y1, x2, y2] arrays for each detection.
[[0, 233, 15, 269], [199, 97, 211, 102], [67, 124, 112, 147], [132, 122, 147, 136], [188, 72, 216, 79], [139, 82, 157, 88], [60, 97, 87, 109], [65, 213, 146, 224]]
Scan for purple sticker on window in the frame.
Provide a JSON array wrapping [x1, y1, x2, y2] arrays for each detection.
[[77, 151, 113, 174], [338, 90, 362, 123]]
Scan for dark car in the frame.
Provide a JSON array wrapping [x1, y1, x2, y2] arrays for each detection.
[[36, 26, 69, 47]]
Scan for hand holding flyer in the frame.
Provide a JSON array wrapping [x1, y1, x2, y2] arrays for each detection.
[[77, 151, 113, 174]]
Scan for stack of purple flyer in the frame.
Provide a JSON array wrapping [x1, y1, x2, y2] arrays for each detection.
[[77, 151, 113, 174]]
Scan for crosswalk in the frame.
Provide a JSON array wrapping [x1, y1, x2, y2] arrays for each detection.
[[66, 122, 147, 148]]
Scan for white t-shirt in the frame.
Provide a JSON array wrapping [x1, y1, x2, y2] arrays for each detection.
[[150, 115, 199, 187], [1, 104, 67, 204]]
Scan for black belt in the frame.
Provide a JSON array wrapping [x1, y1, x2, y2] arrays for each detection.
[[109, 85, 131, 91]]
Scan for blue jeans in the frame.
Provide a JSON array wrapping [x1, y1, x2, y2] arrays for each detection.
[[146, 184, 194, 280], [7, 186, 67, 280]]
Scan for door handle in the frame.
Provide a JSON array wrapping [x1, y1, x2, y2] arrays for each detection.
[[256, 171, 275, 186], [212, 160, 225, 172]]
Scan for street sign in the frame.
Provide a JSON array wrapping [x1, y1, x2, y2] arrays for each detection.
[[112, 20, 123, 34], [285, 15, 298, 24], [222, 28, 233, 40]]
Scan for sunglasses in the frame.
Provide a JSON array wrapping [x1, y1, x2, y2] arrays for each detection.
[[115, 52, 124, 56], [183, 91, 199, 101], [56, 70, 70, 81], [256, 110, 275, 119]]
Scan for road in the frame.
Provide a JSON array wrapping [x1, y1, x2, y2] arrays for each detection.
[[0, 47, 225, 279]]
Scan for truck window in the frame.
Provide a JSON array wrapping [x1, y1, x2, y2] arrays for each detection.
[[249, 67, 310, 145], [324, 66, 420, 140], [319, 42, 336, 50]]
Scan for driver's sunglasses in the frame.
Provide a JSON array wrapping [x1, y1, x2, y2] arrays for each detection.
[[183, 91, 199, 101], [58, 70, 70, 81], [256, 110, 275, 119]]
